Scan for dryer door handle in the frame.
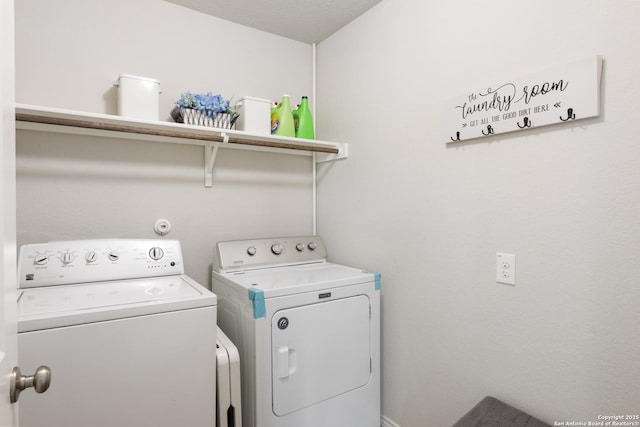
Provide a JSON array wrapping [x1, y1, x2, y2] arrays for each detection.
[[277, 347, 297, 379]]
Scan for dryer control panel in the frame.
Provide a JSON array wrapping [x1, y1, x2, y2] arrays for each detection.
[[18, 239, 184, 288], [214, 236, 327, 272]]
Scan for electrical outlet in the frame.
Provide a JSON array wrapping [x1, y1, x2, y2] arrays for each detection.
[[496, 253, 516, 285]]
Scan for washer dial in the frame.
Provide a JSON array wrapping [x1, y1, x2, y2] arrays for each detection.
[[85, 251, 98, 263], [34, 253, 49, 266], [61, 252, 74, 265]]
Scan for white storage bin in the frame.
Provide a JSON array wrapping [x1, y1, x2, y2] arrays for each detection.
[[114, 74, 160, 121], [235, 96, 271, 135]]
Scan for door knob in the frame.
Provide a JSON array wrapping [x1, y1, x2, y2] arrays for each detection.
[[10, 365, 51, 403]]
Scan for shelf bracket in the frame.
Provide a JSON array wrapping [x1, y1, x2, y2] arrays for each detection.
[[204, 132, 229, 187], [316, 142, 349, 163]]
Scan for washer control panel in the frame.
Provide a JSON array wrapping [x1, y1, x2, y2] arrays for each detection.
[[18, 239, 183, 288], [214, 236, 327, 272]]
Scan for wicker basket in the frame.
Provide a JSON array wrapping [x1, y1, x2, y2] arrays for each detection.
[[170, 106, 238, 130]]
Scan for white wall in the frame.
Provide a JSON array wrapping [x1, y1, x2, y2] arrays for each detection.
[[15, 0, 315, 286], [317, 0, 640, 425]]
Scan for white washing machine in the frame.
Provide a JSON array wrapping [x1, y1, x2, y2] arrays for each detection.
[[16, 239, 217, 427], [211, 236, 380, 427]]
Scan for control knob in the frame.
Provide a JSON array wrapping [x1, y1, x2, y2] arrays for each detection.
[[295, 243, 305, 252], [61, 252, 74, 265], [108, 251, 119, 262], [308, 241, 318, 251], [85, 251, 98, 263], [247, 246, 257, 256], [33, 254, 49, 266], [271, 243, 284, 255], [149, 247, 164, 261]]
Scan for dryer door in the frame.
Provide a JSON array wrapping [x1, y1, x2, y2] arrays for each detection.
[[271, 295, 371, 416]]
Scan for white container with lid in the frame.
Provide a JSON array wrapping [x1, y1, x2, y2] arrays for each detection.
[[114, 73, 161, 121], [235, 96, 271, 135]]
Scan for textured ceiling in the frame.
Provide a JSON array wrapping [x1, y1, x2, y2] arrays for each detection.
[[165, 0, 382, 43]]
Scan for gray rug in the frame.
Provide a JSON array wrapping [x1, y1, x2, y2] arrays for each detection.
[[452, 396, 550, 427]]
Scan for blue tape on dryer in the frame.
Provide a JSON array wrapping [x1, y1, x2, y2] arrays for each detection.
[[363, 271, 381, 291], [374, 273, 381, 290], [248, 288, 266, 319]]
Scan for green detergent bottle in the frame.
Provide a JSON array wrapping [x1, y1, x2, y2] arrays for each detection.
[[292, 96, 315, 139], [271, 95, 295, 137]]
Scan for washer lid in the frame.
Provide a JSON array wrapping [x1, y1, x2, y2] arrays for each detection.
[[215, 262, 375, 298], [18, 275, 216, 332]]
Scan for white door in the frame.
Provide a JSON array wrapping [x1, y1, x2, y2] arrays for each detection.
[[1, 0, 18, 424], [271, 295, 371, 416]]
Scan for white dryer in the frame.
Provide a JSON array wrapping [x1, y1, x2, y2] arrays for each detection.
[[211, 236, 380, 427], [16, 239, 217, 427]]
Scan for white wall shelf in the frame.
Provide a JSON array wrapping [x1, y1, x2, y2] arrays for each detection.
[[15, 104, 348, 187]]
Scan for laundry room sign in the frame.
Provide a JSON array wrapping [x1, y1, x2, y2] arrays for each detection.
[[445, 55, 602, 143]]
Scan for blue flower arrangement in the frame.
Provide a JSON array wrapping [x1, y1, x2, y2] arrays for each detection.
[[175, 91, 233, 118]]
